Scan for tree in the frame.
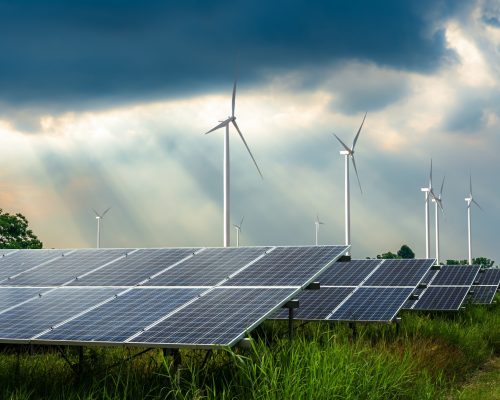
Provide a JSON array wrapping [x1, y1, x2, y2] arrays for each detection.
[[376, 251, 399, 259], [446, 257, 495, 267], [0, 209, 43, 249], [397, 245, 415, 259]]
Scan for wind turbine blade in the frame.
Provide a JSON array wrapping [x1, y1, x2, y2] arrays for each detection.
[[240, 216, 244, 228], [440, 176, 445, 197], [472, 198, 483, 211], [102, 207, 111, 217], [352, 112, 367, 150], [351, 155, 363, 195], [429, 158, 433, 190], [316, 214, 320, 224], [232, 120, 264, 179], [92, 208, 100, 217], [232, 80, 237, 118], [332, 133, 351, 153], [469, 173, 473, 196], [205, 119, 230, 134]]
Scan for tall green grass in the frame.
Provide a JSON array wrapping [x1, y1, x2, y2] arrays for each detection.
[[0, 294, 498, 399]]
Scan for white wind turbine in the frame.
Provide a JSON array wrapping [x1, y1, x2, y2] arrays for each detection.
[[465, 174, 483, 265], [315, 214, 325, 246], [205, 79, 263, 247], [93, 207, 111, 249], [420, 159, 436, 258], [431, 176, 445, 264], [233, 216, 244, 247], [332, 113, 366, 254]]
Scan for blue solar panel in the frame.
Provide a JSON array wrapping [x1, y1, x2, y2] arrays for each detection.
[[316, 259, 381, 286], [68, 248, 198, 286], [470, 286, 497, 305], [146, 247, 269, 286], [476, 269, 500, 287], [0, 287, 120, 340], [3, 249, 131, 286], [0, 249, 19, 258], [0, 287, 48, 311], [223, 246, 348, 287], [411, 286, 470, 311], [430, 265, 480, 286], [0, 249, 71, 282], [363, 259, 434, 287], [37, 288, 204, 343], [129, 288, 295, 347], [274, 287, 355, 320], [328, 287, 413, 322]]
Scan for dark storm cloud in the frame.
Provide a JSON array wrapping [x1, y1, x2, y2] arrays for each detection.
[[0, 0, 465, 109]]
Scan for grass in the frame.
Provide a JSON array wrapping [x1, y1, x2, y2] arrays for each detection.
[[0, 294, 498, 399]]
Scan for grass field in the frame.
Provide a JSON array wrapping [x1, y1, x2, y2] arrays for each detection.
[[0, 294, 498, 399]]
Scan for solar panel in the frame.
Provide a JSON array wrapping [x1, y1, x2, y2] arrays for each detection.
[[470, 286, 497, 305], [0, 249, 19, 258], [420, 269, 439, 285], [363, 259, 435, 287], [0, 287, 121, 341], [411, 286, 470, 311], [316, 259, 381, 286], [128, 287, 296, 348], [476, 269, 500, 287], [327, 287, 413, 322], [223, 246, 348, 287], [0, 249, 72, 282], [36, 288, 204, 343], [274, 287, 355, 320], [68, 248, 198, 286], [0, 287, 48, 311], [145, 247, 269, 286], [430, 265, 480, 286], [2, 249, 131, 286]]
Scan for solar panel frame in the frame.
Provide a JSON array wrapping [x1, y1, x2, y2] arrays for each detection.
[[314, 259, 382, 286], [429, 265, 480, 286], [363, 259, 435, 287], [411, 286, 471, 311], [475, 269, 500, 287], [469, 285, 497, 305]]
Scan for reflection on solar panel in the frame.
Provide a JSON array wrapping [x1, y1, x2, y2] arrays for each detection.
[[317, 259, 381, 286], [146, 247, 269, 286], [328, 287, 413, 322], [0, 287, 48, 311], [3, 249, 130, 286], [129, 288, 295, 348], [0, 249, 18, 258], [223, 246, 346, 287], [476, 269, 500, 287], [37, 288, 204, 343], [470, 286, 497, 305], [411, 286, 470, 311], [0, 287, 120, 341], [0, 249, 71, 282], [430, 265, 480, 286], [68, 248, 198, 286], [363, 259, 435, 286]]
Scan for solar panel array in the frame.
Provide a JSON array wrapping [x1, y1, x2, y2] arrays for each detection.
[[404, 265, 481, 311], [470, 268, 500, 305], [0, 245, 348, 349], [274, 258, 435, 322]]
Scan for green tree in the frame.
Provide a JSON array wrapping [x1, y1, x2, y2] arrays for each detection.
[[376, 251, 399, 259], [0, 209, 43, 249], [446, 257, 495, 267], [397, 245, 415, 259]]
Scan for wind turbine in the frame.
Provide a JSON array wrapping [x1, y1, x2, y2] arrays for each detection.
[[332, 113, 366, 254], [233, 216, 244, 247], [465, 174, 483, 265], [431, 176, 445, 264], [420, 159, 436, 258], [93, 207, 111, 249], [205, 79, 263, 247], [315, 214, 325, 246]]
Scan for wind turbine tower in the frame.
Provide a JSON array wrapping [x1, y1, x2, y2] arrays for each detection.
[[315, 214, 325, 246], [233, 216, 244, 247], [93, 207, 111, 249], [465, 174, 482, 264], [420, 160, 435, 258], [205, 79, 263, 247], [431, 177, 445, 264], [333, 113, 366, 254]]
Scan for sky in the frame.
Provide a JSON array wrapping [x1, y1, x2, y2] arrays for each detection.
[[0, 0, 499, 262]]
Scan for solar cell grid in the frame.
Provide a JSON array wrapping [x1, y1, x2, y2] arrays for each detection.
[[130, 287, 295, 347], [0, 249, 71, 282], [412, 286, 470, 311], [470, 286, 497, 305], [3, 249, 131, 286], [317, 259, 381, 286], [223, 246, 348, 287], [37, 288, 204, 343], [430, 265, 480, 286], [146, 247, 269, 286], [328, 287, 413, 322], [68, 248, 198, 286], [0, 287, 48, 311], [363, 259, 434, 287], [0, 287, 121, 340], [476, 269, 500, 287]]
